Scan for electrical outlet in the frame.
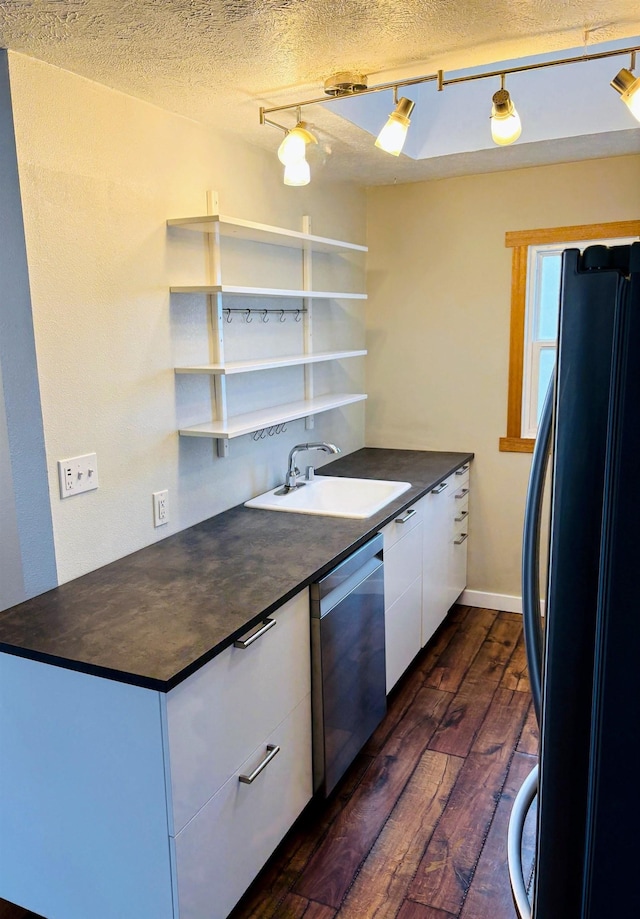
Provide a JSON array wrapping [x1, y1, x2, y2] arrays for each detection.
[[58, 454, 98, 499], [153, 490, 169, 527]]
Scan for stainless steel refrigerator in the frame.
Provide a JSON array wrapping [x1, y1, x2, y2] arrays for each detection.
[[509, 241, 640, 919]]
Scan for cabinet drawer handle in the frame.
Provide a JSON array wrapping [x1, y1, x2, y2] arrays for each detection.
[[233, 617, 276, 649], [455, 465, 470, 475], [455, 510, 469, 522], [455, 488, 469, 499], [432, 482, 448, 494], [454, 533, 468, 545], [395, 508, 417, 524], [238, 744, 280, 784]]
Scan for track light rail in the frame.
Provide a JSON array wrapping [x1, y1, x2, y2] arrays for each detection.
[[441, 43, 640, 88], [260, 43, 640, 119]]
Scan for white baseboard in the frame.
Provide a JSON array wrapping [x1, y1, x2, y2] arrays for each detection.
[[459, 589, 546, 616], [459, 589, 523, 613]]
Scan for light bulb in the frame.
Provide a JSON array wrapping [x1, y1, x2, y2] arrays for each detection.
[[277, 122, 317, 165], [283, 157, 310, 186], [375, 97, 415, 156], [490, 89, 522, 145], [611, 68, 640, 123]]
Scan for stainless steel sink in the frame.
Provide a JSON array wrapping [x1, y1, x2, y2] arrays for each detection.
[[244, 476, 411, 519]]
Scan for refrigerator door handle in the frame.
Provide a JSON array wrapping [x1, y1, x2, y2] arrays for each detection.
[[521, 371, 554, 726], [511, 377, 552, 917], [508, 764, 538, 919]]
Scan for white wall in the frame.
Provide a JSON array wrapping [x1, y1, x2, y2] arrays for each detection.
[[366, 155, 640, 599], [7, 52, 367, 585]]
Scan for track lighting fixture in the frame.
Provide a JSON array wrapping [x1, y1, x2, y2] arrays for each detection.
[[259, 43, 640, 185], [375, 96, 415, 156], [611, 52, 640, 123], [490, 78, 522, 146]]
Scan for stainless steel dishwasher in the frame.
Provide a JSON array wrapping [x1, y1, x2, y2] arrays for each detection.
[[310, 533, 386, 797]]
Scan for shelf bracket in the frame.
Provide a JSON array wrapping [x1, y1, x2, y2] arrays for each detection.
[[207, 190, 229, 457], [302, 215, 314, 430]]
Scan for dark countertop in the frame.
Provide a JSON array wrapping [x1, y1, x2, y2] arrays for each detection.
[[0, 448, 472, 691]]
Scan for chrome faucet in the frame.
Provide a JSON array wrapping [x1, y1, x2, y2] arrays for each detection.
[[276, 442, 341, 494]]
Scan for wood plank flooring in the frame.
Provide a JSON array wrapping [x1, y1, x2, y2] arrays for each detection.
[[0, 605, 538, 919]]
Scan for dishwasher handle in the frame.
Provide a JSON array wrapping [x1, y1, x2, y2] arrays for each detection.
[[310, 533, 384, 618], [313, 556, 383, 619]]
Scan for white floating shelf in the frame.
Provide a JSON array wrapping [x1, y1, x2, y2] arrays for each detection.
[[170, 284, 367, 299], [175, 349, 367, 376], [179, 393, 367, 440], [167, 213, 367, 253]]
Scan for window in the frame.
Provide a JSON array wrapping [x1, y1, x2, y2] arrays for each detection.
[[500, 220, 640, 453], [522, 243, 562, 439]]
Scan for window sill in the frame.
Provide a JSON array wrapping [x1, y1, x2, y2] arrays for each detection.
[[499, 436, 535, 454]]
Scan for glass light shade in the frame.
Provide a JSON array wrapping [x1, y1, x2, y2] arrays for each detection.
[[490, 109, 522, 145], [611, 68, 640, 122], [277, 123, 317, 165], [375, 96, 415, 156], [375, 113, 410, 155], [621, 75, 640, 122], [278, 131, 306, 165], [490, 89, 522, 145], [283, 157, 310, 186]]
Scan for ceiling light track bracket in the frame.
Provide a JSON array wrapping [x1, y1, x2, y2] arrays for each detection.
[[260, 110, 289, 134]]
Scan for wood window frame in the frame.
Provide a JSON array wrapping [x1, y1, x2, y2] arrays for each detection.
[[499, 220, 640, 453]]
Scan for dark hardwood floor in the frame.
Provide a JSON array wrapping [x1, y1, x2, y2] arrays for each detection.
[[0, 605, 538, 919]]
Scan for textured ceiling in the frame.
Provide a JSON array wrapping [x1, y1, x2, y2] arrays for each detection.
[[1, 0, 640, 184]]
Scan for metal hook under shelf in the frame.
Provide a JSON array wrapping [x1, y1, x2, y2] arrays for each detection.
[[251, 422, 288, 441], [222, 308, 308, 324]]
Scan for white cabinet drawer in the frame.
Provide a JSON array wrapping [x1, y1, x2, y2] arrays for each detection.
[[174, 695, 312, 919], [380, 501, 422, 551], [453, 492, 469, 523], [434, 471, 457, 497], [452, 523, 469, 600], [385, 575, 422, 693], [384, 522, 423, 609], [452, 483, 470, 505], [166, 589, 310, 835], [452, 463, 470, 489]]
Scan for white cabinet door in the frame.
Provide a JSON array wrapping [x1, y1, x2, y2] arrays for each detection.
[[174, 695, 312, 919], [422, 466, 470, 646], [384, 518, 423, 609], [165, 589, 311, 835], [421, 476, 454, 644], [381, 505, 423, 692], [385, 575, 422, 692]]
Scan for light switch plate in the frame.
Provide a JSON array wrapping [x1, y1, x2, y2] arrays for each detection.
[[58, 453, 98, 499]]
